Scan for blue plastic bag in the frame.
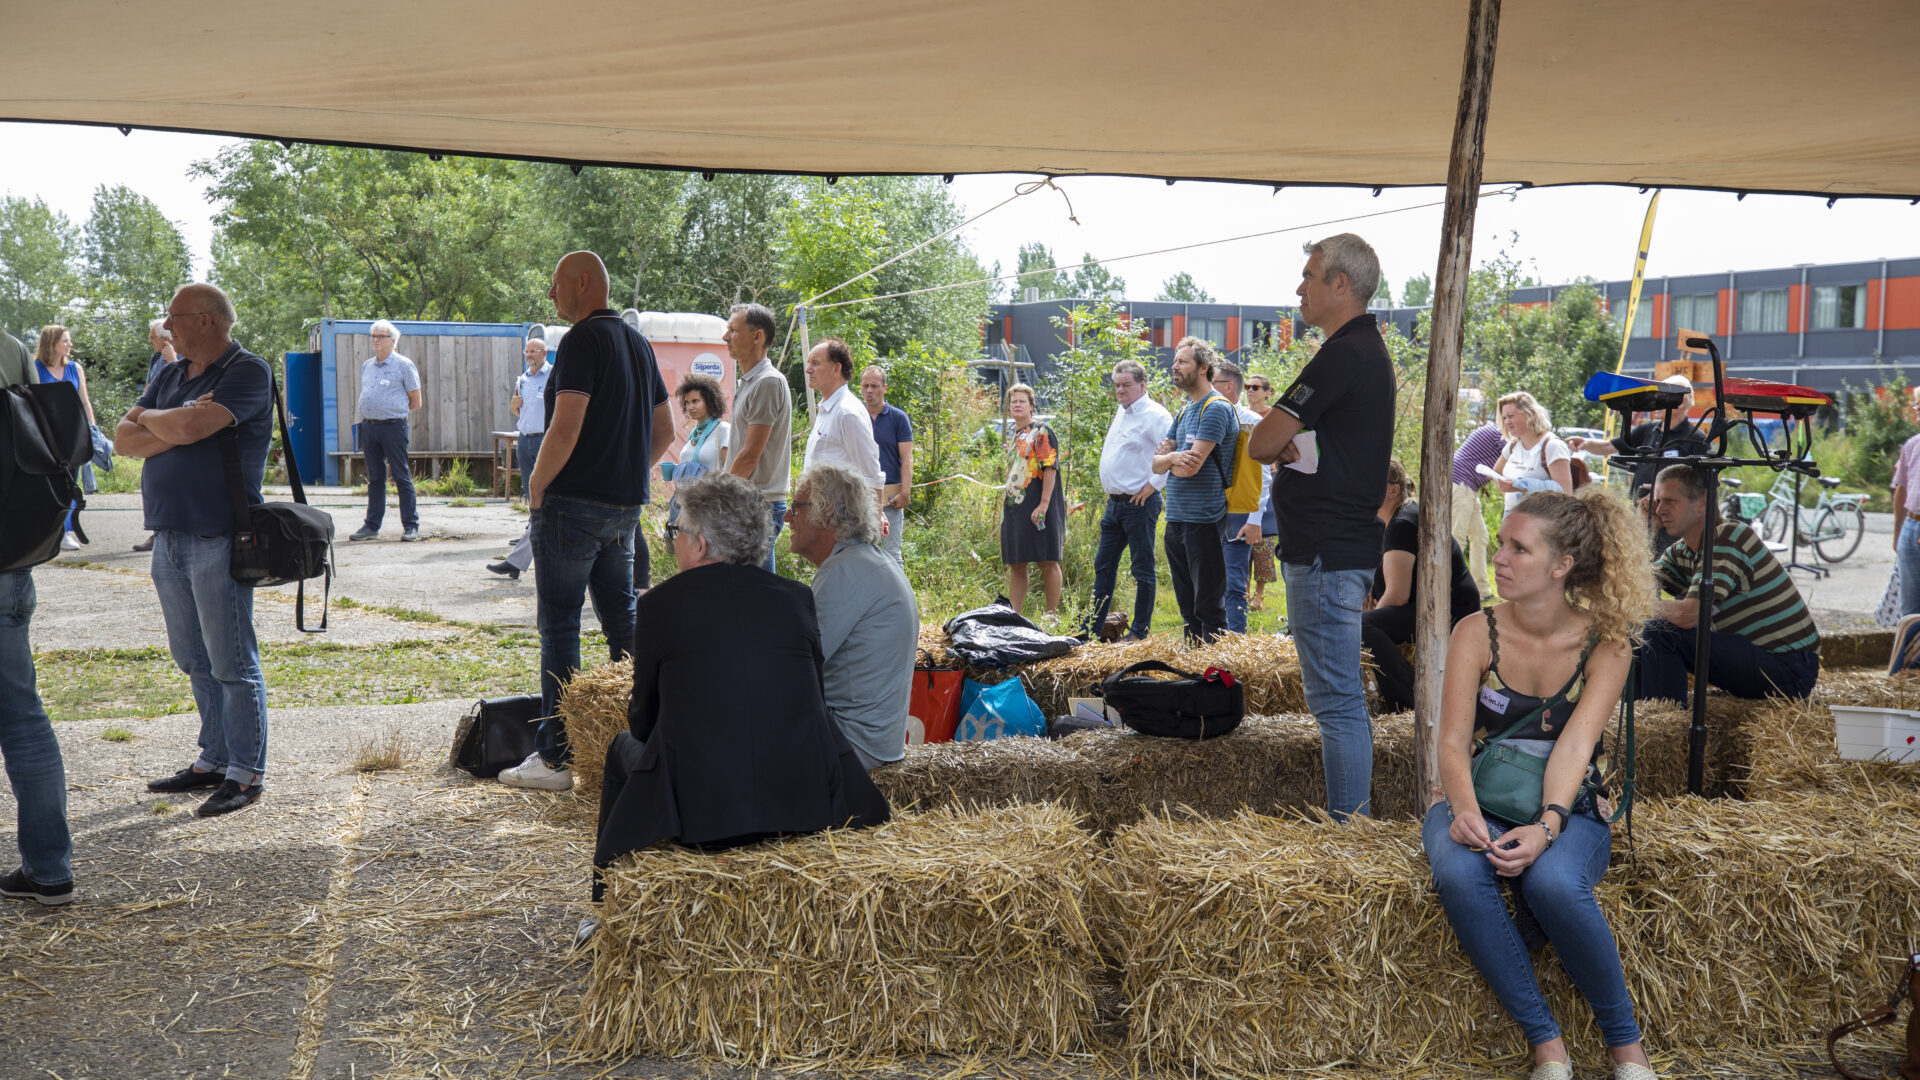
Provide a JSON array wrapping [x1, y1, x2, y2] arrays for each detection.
[[956, 677, 1047, 741]]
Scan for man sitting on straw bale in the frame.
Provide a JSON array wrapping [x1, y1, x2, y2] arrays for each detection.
[[592, 472, 890, 901], [1248, 233, 1396, 822], [787, 464, 920, 771], [1640, 464, 1819, 702]]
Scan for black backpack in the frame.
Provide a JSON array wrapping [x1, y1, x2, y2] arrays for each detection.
[[1097, 660, 1246, 739], [213, 361, 335, 632], [0, 379, 91, 572]]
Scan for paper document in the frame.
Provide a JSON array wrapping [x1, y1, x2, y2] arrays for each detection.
[[1284, 432, 1319, 474], [1475, 463, 1502, 482]]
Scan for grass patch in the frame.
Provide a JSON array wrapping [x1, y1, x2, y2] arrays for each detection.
[[149, 799, 177, 815], [350, 724, 419, 772], [446, 497, 484, 508], [99, 726, 136, 742], [93, 454, 144, 494], [36, 631, 595, 723]]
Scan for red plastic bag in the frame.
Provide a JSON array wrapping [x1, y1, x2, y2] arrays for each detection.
[[908, 656, 964, 746]]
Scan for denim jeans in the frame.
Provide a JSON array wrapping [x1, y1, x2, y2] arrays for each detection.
[[0, 570, 71, 885], [881, 505, 905, 566], [532, 495, 642, 764], [1635, 619, 1819, 702], [1423, 802, 1643, 1049], [1088, 492, 1162, 639], [764, 500, 787, 573], [1281, 557, 1373, 820], [497, 433, 547, 572], [1223, 512, 1253, 634], [361, 419, 417, 531], [1899, 518, 1920, 617], [516, 432, 544, 497], [152, 532, 270, 784], [1165, 517, 1228, 645]]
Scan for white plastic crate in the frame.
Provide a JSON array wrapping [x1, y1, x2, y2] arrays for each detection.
[[1829, 705, 1920, 763]]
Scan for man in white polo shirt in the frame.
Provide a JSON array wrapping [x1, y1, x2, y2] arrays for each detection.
[[801, 337, 883, 492], [1085, 359, 1171, 641]]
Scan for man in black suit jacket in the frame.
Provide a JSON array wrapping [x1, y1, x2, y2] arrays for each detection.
[[592, 472, 890, 901]]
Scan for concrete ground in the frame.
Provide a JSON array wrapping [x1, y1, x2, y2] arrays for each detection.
[[1, 491, 1893, 1079]]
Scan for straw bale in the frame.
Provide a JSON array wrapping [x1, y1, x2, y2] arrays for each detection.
[[1098, 792, 1920, 1073], [1018, 632, 1312, 719], [1819, 628, 1896, 671], [574, 802, 1102, 1063], [554, 657, 633, 802], [871, 736, 1102, 826], [1744, 691, 1920, 794]]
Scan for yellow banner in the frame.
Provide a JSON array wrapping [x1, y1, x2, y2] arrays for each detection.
[[1606, 192, 1661, 440]]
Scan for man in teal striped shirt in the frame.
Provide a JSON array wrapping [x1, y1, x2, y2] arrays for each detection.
[[1640, 464, 1820, 701]]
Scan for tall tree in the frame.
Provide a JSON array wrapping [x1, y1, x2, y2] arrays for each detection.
[[1402, 272, 1432, 306], [1015, 242, 1069, 301], [1155, 271, 1214, 303], [0, 196, 81, 337], [1373, 277, 1394, 306], [82, 184, 192, 323], [1069, 254, 1126, 301]]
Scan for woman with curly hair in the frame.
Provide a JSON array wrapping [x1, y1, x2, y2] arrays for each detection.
[[1423, 486, 1659, 1080]]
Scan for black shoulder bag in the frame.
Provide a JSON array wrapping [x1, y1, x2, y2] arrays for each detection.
[[1098, 660, 1245, 739], [0, 379, 92, 572], [214, 360, 335, 632]]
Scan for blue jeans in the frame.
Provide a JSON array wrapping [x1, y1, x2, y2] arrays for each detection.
[[1281, 558, 1373, 820], [764, 500, 787, 574], [360, 419, 417, 531], [1899, 518, 1920, 617], [1424, 802, 1642, 1049], [1635, 619, 1819, 702], [532, 495, 642, 764], [1088, 492, 1161, 638], [516, 432, 544, 496], [0, 570, 70, 884], [152, 532, 270, 785], [1223, 512, 1253, 634]]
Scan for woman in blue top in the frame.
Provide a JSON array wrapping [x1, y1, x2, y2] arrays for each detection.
[[33, 325, 96, 551], [1424, 487, 1659, 1080]]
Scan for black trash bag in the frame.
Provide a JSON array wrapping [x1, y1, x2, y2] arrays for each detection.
[[941, 597, 1083, 670]]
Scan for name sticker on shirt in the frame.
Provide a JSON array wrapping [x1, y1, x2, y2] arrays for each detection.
[[1478, 685, 1511, 715]]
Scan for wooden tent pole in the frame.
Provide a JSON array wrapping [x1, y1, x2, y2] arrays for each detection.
[[1413, 0, 1501, 802]]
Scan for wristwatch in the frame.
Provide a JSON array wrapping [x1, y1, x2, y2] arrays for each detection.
[[1540, 802, 1572, 833]]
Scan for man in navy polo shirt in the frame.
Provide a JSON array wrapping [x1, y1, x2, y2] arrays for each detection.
[[860, 365, 914, 567], [1248, 234, 1396, 822], [500, 251, 673, 792], [115, 283, 275, 818]]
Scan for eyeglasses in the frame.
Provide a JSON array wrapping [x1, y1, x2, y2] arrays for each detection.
[[370, 332, 394, 339], [665, 521, 689, 542], [165, 310, 209, 322]]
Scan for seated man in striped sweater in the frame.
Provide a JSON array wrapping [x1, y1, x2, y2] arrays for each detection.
[[1639, 464, 1820, 701]]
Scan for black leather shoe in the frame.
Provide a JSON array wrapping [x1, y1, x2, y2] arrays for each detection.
[[197, 779, 263, 818], [147, 766, 225, 793], [486, 560, 520, 581]]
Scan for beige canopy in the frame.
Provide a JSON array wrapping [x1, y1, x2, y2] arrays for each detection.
[[5, 0, 1917, 197]]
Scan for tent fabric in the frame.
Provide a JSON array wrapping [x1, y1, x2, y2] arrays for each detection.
[[5, 0, 1919, 197]]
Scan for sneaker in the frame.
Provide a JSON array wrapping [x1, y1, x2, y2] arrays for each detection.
[[196, 779, 264, 817], [132, 534, 154, 553], [401, 528, 420, 542], [1529, 1062, 1573, 1080], [60, 532, 80, 551], [1614, 1064, 1660, 1080], [499, 752, 573, 791], [486, 560, 520, 581], [147, 765, 226, 793], [0, 867, 73, 906], [349, 526, 379, 541]]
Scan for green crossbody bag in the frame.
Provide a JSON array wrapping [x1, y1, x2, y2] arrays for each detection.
[[1469, 698, 1555, 827]]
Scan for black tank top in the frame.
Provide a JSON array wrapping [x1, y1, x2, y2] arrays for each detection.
[[1472, 607, 1598, 744]]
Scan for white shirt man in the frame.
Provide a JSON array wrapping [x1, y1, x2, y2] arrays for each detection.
[[800, 338, 883, 490], [1086, 359, 1172, 640]]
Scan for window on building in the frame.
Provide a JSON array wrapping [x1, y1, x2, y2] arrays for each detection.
[[1670, 294, 1719, 335], [1242, 319, 1278, 350], [1737, 288, 1789, 334], [1613, 297, 1654, 338], [1811, 284, 1867, 329], [1137, 316, 1174, 348], [1186, 317, 1227, 347], [986, 319, 1005, 345]]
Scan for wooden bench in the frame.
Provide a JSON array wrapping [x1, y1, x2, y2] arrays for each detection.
[[328, 451, 495, 486]]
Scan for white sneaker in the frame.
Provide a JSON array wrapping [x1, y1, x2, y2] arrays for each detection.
[[498, 752, 573, 791], [60, 532, 80, 551]]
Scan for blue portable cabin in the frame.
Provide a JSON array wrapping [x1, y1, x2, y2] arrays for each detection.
[[314, 319, 542, 484]]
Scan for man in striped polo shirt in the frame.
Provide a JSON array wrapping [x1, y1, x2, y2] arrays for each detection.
[[1639, 464, 1820, 701]]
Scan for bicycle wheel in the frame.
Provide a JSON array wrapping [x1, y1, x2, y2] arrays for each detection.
[[1759, 502, 1790, 545], [1813, 504, 1865, 563]]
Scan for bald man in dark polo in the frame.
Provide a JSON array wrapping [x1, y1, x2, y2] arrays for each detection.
[[500, 251, 674, 792]]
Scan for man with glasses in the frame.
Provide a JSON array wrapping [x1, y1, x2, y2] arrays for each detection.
[[1085, 360, 1171, 640], [348, 319, 422, 542], [117, 284, 275, 818]]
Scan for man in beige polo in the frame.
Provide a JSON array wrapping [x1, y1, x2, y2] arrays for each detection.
[[722, 302, 792, 573]]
